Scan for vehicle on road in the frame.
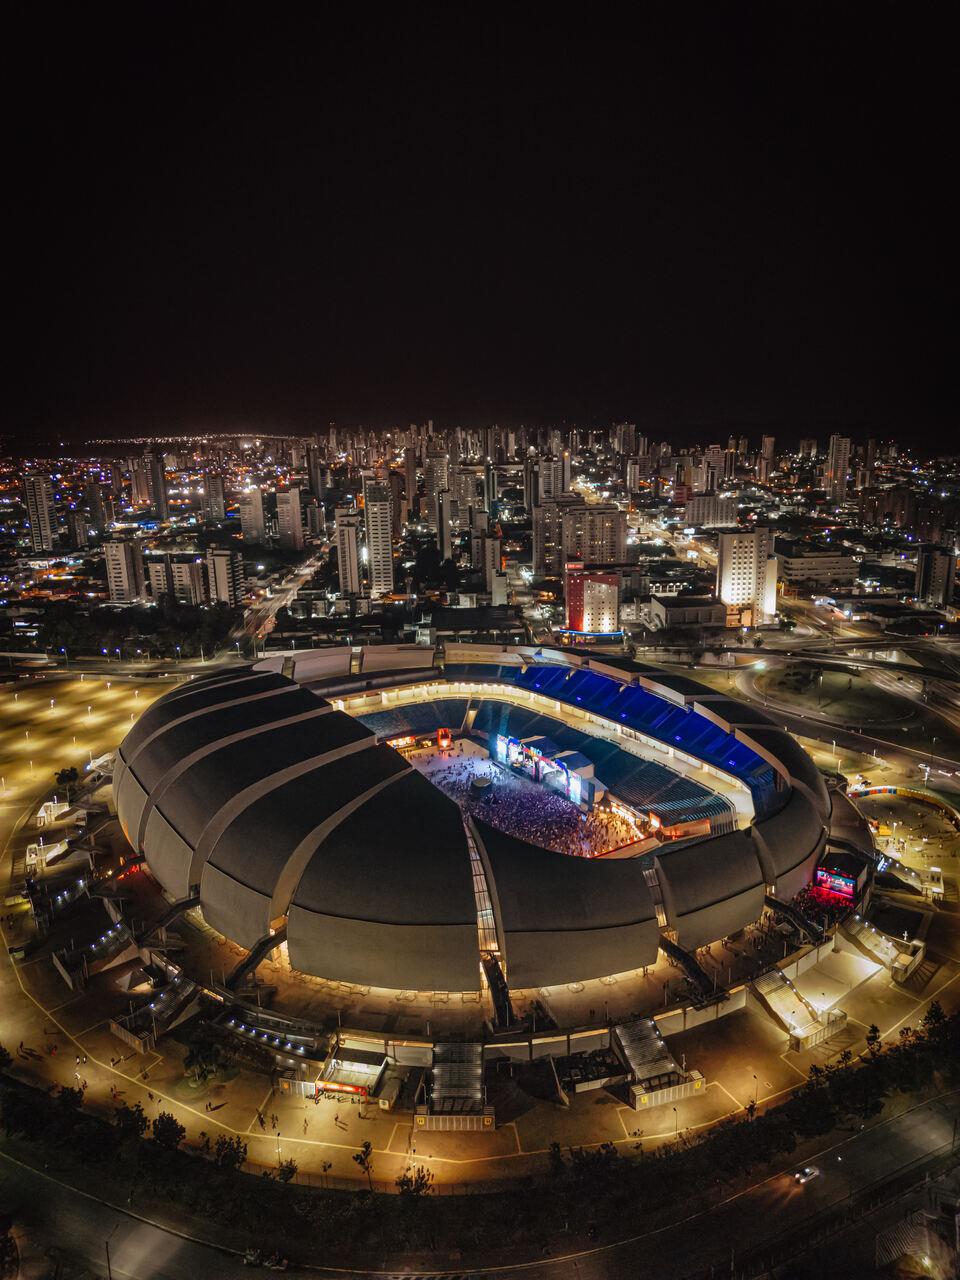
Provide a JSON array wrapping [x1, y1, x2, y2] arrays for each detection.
[[794, 1165, 820, 1184]]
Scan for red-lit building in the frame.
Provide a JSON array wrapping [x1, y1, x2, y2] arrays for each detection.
[[564, 562, 620, 633]]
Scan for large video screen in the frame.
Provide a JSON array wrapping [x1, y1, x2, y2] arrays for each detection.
[[491, 734, 583, 805]]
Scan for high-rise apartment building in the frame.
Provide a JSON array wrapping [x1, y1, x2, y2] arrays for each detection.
[[206, 548, 244, 607], [335, 506, 362, 595], [481, 535, 502, 593], [67, 509, 89, 549], [22, 475, 56, 552], [564, 504, 627, 565], [128, 456, 150, 505], [698, 445, 725, 493], [387, 471, 404, 540], [539, 454, 570, 501], [533, 496, 577, 576], [203, 474, 225, 521], [306, 444, 326, 502], [238, 489, 266, 543], [104, 539, 145, 602], [423, 447, 449, 527], [363, 482, 394, 598], [824, 435, 851, 504], [437, 489, 455, 561], [85, 482, 107, 534], [276, 488, 304, 550], [915, 544, 957, 608], [169, 558, 206, 605], [483, 459, 498, 512], [403, 446, 418, 521], [716, 527, 777, 624], [757, 435, 776, 483], [144, 451, 169, 521]]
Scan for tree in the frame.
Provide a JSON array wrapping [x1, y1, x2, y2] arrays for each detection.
[[274, 606, 292, 640], [865, 1024, 882, 1058], [115, 1101, 148, 1142], [213, 1133, 247, 1171], [184, 1034, 223, 1085], [75, 1117, 118, 1163], [353, 1139, 374, 1190], [276, 1157, 298, 1184], [151, 1111, 185, 1151], [396, 1164, 434, 1199], [55, 767, 80, 801], [412, 540, 442, 587], [0, 1045, 11, 1074]]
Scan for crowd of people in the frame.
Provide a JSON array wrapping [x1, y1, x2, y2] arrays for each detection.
[[418, 750, 643, 857]]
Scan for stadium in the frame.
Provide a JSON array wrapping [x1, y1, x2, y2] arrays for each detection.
[[114, 645, 836, 1018]]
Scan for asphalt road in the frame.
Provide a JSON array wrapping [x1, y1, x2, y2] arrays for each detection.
[[3, 1091, 960, 1279]]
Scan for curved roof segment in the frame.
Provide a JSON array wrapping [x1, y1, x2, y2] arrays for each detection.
[[473, 819, 659, 988], [115, 651, 829, 993]]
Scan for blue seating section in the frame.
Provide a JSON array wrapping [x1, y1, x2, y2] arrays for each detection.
[[469, 699, 730, 827], [357, 699, 468, 738], [452, 663, 783, 819]]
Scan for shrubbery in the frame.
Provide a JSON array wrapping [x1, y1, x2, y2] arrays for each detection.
[[2, 1003, 959, 1261]]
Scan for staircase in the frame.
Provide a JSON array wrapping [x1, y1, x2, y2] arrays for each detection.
[[659, 935, 726, 1006], [751, 968, 822, 1041], [765, 894, 823, 945], [225, 924, 287, 990], [481, 952, 513, 1029]]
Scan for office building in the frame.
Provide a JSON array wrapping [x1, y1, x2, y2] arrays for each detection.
[[716, 527, 777, 624], [564, 563, 620, 633], [206, 548, 244, 607], [684, 494, 738, 527], [363, 482, 394, 598], [238, 489, 266, 543], [824, 435, 851, 504], [915, 544, 957, 608], [335, 506, 362, 595], [22, 475, 56, 552], [776, 549, 858, 588], [104, 539, 145, 602], [277, 487, 304, 550]]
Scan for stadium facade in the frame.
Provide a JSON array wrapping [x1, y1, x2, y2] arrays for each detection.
[[114, 646, 830, 997]]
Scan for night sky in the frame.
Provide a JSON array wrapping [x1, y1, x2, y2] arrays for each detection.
[[6, 6, 954, 448]]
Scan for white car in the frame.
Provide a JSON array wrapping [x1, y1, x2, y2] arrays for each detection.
[[794, 1165, 820, 1185]]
